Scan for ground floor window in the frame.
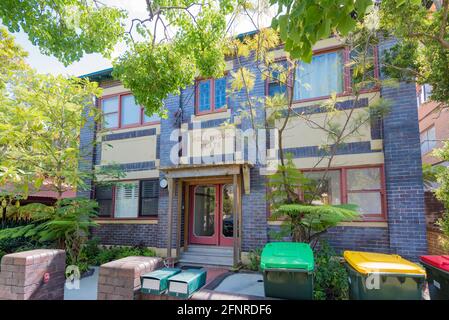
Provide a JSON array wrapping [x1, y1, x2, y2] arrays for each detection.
[[94, 179, 159, 218], [303, 166, 385, 220]]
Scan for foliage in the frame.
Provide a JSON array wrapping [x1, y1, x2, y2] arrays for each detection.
[[430, 141, 449, 251], [113, 0, 236, 117], [83, 240, 157, 266], [0, 69, 103, 197], [0, 0, 126, 65], [246, 248, 262, 271], [313, 241, 349, 300], [271, 0, 373, 62], [0, 27, 28, 90], [272, 203, 360, 243], [0, 198, 99, 268], [380, 0, 449, 106], [422, 163, 445, 189]]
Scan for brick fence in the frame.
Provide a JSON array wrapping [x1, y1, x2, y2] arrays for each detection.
[[0, 249, 66, 300], [424, 191, 448, 255], [97, 256, 162, 300]]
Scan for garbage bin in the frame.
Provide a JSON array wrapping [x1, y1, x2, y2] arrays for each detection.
[[344, 251, 426, 300], [260, 242, 314, 300], [420, 255, 449, 300]]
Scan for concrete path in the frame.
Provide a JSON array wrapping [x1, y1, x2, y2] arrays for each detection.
[[64, 267, 99, 300], [213, 273, 265, 297]]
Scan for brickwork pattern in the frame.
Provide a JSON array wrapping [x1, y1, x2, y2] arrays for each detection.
[[379, 37, 428, 260], [97, 256, 163, 300], [91, 223, 159, 248], [0, 249, 66, 300]]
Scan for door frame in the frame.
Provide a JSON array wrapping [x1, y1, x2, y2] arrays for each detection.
[[188, 181, 235, 247]]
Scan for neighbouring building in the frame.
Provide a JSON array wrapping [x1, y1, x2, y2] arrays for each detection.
[[418, 84, 449, 255], [78, 35, 428, 266]]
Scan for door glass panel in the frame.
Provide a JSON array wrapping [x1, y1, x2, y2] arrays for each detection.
[[193, 186, 216, 237], [221, 184, 234, 238]]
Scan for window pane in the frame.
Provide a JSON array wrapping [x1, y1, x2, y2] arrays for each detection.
[[347, 168, 381, 190], [140, 180, 159, 217], [95, 185, 113, 217], [193, 186, 216, 237], [221, 184, 234, 238], [95, 185, 113, 200], [102, 97, 119, 114], [103, 113, 118, 128], [304, 170, 341, 205], [97, 199, 113, 217], [198, 80, 211, 112], [143, 112, 161, 123], [350, 46, 376, 89], [294, 51, 343, 100], [214, 77, 227, 109], [428, 126, 436, 149], [121, 95, 141, 126], [115, 182, 139, 218], [268, 82, 287, 97], [348, 192, 382, 215], [140, 198, 158, 216]]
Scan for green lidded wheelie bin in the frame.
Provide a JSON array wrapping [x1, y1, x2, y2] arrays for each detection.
[[344, 251, 426, 300], [420, 255, 449, 300], [260, 242, 314, 300]]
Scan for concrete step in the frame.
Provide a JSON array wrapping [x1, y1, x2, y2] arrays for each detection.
[[186, 245, 233, 255], [180, 245, 234, 267], [179, 255, 234, 267]]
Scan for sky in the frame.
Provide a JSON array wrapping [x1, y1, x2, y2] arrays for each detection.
[[8, 0, 273, 78]]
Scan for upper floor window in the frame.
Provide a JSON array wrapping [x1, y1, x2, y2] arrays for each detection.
[[267, 60, 288, 97], [101, 93, 161, 129], [196, 77, 227, 114], [421, 126, 436, 155], [293, 50, 344, 101], [418, 84, 432, 107], [102, 96, 119, 129]]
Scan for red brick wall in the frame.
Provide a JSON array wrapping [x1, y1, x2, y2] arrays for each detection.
[[418, 101, 449, 165], [0, 249, 66, 300], [424, 191, 448, 255]]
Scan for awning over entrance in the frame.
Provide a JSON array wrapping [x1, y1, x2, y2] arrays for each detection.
[[160, 163, 251, 267]]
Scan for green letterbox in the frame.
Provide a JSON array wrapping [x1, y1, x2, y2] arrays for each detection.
[[167, 268, 207, 299], [141, 268, 181, 295]]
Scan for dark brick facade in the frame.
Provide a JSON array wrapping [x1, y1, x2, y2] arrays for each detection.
[[379, 38, 428, 260], [78, 39, 428, 261], [91, 223, 159, 247]]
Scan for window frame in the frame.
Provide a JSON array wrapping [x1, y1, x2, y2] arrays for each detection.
[[93, 179, 159, 220], [138, 179, 160, 217], [265, 58, 290, 98], [420, 125, 437, 155], [195, 76, 228, 115], [300, 165, 387, 221], [100, 92, 161, 130], [284, 45, 379, 104]]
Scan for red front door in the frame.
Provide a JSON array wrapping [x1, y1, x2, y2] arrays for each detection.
[[189, 184, 234, 246]]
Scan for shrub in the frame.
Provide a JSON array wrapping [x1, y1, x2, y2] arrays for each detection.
[[85, 244, 157, 266], [0, 250, 6, 261], [246, 248, 262, 271], [313, 241, 349, 300]]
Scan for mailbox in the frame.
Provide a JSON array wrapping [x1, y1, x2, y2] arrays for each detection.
[[167, 268, 207, 299], [141, 268, 181, 295]]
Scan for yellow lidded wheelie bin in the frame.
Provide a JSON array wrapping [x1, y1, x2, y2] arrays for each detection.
[[344, 251, 426, 300]]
